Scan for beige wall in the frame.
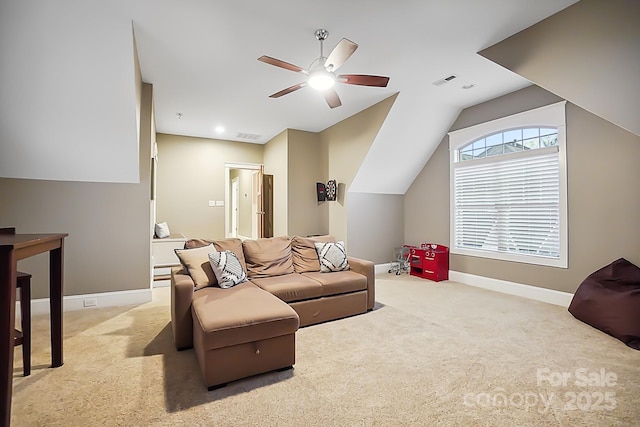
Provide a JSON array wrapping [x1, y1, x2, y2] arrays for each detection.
[[320, 94, 398, 245], [347, 192, 404, 264], [287, 130, 327, 237], [403, 137, 450, 248], [155, 134, 263, 240], [157, 128, 328, 241], [0, 83, 154, 298], [479, 0, 640, 137], [263, 130, 288, 237], [155, 95, 397, 248], [405, 85, 640, 293]]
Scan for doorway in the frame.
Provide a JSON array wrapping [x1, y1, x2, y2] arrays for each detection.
[[231, 177, 239, 238], [225, 162, 270, 239]]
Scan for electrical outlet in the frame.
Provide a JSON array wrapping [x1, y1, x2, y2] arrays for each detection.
[[208, 200, 215, 207], [83, 298, 97, 307]]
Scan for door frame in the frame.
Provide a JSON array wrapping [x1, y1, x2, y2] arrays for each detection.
[[225, 162, 264, 239]]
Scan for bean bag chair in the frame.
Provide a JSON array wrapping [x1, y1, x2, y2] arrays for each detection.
[[568, 258, 640, 350]]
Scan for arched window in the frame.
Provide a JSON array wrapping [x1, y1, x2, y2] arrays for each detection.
[[448, 102, 568, 268], [459, 127, 558, 161]]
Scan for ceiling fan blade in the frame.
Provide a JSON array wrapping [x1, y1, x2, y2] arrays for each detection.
[[324, 38, 358, 72], [324, 88, 342, 109], [258, 55, 308, 74], [338, 74, 390, 87], [269, 82, 307, 98]]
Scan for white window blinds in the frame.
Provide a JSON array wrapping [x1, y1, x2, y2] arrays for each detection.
[[453, 147, 560, 260], [448, 101, 567, 268]]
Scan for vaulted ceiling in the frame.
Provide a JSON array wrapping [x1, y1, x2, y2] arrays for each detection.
[[0, 0, 580, 189], [133, 0, 580, 194]]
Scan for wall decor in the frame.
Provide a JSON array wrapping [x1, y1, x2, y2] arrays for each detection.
[[316, 182, 326, 202], [326, 180, 337, 201]]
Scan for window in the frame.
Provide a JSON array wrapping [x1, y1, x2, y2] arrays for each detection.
[[459, 127, 558, 161], [449, 102, 567, 268]]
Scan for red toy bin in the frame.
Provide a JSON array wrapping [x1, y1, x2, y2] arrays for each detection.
[[408, 243, 449, 282]]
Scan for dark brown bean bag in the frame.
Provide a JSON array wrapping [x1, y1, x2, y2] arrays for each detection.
[[569, 258, 640, 350]]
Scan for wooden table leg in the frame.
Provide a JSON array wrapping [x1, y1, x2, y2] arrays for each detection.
[[50, 243, 64, 367], [0, 250, 17, 427]]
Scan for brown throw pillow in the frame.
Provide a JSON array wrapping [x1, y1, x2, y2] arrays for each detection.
[[212, 238, 247, 273], [243, 236, 294, 278], [184, 238, 247, 273], [184, 238, 215, 249], [174, 244, 217, 290], [291, 235, 335, 273]]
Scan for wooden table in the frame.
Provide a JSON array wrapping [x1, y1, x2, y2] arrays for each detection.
[[0, 233, 67, 427]]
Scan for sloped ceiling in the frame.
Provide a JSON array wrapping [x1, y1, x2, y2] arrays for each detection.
[[0, 0, 580, 188], [479, 0, 640, 138], [0, 0, 140, 183]]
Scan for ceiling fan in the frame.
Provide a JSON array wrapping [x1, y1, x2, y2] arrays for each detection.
[[258, 29, 390, 109]]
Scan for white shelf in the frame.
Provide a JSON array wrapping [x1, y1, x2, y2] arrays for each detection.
[[152, 233, 186, 272]]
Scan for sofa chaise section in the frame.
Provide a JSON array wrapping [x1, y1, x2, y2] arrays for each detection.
[[191, 282, 299, 390]]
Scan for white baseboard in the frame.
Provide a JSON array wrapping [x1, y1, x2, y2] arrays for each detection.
[[25, 288, 153, 316], [375, 263, 393, 275], [449, 271, 573, 307]]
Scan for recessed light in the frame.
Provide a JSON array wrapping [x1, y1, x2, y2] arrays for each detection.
[[215, 126, 225, 134], [462, 84, 475, 90], [176, 112, 183, 119]]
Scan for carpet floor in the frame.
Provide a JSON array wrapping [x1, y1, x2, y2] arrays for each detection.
[[11, 274, 640, 426]]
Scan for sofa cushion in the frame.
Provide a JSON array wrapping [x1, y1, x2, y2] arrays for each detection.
[[291, 235, 336, 273], [174, 244, 217, 290], [208, 250, 247, 289], [250, 273, 323, 303], [191, 281, 299, 351], [243, 236, 294, 278], [303, 271, 367, 297], [184, 238, 247, 272], [315, 241, 350, 272]]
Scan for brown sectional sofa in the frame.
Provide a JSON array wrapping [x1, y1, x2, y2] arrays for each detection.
[[171, 235, 375, 390]]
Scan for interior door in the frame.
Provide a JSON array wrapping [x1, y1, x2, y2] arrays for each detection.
[[263, 174, 274, 238]]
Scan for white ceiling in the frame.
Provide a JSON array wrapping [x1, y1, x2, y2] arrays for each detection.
[[130, 0, 578, 193]]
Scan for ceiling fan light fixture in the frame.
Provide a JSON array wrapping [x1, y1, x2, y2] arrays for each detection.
[[308, 69, 336, 90], [258, 29, 389, 107]]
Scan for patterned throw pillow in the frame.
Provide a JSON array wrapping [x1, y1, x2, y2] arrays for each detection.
[[208, 250, 248, 289], [314, 241, 350, 273]]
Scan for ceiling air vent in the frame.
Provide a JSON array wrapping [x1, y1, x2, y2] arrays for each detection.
[[236, 132, 262, 140], [432, 74, 458, 86]]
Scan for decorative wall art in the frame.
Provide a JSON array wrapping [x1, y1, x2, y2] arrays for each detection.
[[316, 182, 326, 202], [325, 180, 337, 201], [315, 180, 338, 202]]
